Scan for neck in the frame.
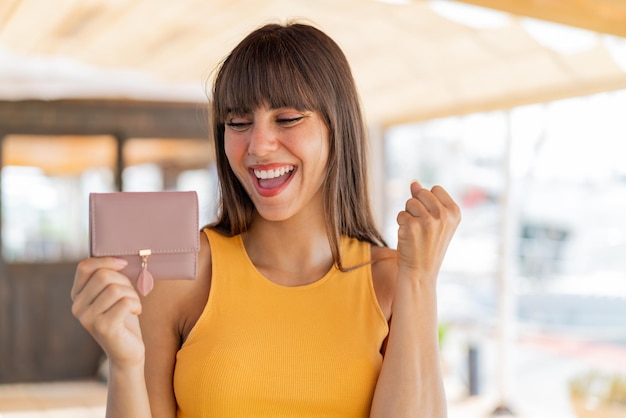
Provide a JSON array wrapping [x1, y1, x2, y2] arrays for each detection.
[[243, 210, 334, 287]]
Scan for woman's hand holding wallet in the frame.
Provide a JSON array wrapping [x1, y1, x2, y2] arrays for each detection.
[[71, 256, 146, 369], [70, 191, 200, 368]]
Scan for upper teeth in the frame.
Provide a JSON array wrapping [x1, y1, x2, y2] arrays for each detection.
[[254, 166, 295, 179]]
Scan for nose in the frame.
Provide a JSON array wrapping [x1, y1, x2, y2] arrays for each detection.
[[247, 119, 279, 157]]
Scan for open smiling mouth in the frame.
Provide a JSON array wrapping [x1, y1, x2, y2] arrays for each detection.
[[251, 165, 296, 194]]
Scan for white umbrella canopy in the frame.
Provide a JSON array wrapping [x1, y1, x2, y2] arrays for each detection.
[[0, 0, 625, 126]]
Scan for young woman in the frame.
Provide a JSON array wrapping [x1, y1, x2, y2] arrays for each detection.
[[71, 22, 460, 418]]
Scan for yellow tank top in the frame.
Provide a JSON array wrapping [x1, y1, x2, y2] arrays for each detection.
[[173, 228, 388, 417]]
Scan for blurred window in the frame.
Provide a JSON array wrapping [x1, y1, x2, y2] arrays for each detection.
[[1, 135, 117, 262], [1, 135, 218, 263], [121, 138, 218, 226], [384, 89, 626, 334]]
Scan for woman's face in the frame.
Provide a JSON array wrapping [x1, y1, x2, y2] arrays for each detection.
[[224, 105, 330, 222]]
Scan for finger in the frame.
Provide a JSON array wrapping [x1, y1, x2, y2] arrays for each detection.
[[72, 268, 134, 320], [79, 295, 141, 336], [72, 257, 127, 301], [406, 180, 428, 217], [409, 180, 444, 214], [432, 186, 462, 225], [79, 282, 141, 327], [396, 211, 416, 243], [405, 197, 429, 217], [72, 257, 128, 301], [396, 210, 411, 226], [431, 185, 457, 210], [92, 297, 142, 340], [407, 188, 442, 217]]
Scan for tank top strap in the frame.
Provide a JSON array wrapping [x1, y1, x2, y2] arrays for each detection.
[[339, 234, 371, 269], [202, 227, 244, 265]]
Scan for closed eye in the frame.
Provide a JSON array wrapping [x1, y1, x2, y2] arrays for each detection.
[[277, 116, 304, 126], [225, 121, 252, 132]]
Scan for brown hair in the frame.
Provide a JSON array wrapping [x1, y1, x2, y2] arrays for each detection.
[[209, 21, 386, 268]]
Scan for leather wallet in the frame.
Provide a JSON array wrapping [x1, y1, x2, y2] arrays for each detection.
[[89, 191, 200, 296]]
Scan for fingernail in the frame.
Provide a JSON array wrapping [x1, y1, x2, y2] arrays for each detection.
[[115, 257, 128, 267]]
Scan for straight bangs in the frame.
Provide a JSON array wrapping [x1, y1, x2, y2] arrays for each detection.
[[214, 32, 324, 124]]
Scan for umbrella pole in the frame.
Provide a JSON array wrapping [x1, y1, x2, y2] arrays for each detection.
[[490, 110, 517, 416]]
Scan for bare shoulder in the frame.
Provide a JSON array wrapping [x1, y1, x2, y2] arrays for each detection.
[[370, 245, 398, 322]]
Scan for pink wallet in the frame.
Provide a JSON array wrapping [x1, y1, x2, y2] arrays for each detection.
[[89, 191, 200, 296]]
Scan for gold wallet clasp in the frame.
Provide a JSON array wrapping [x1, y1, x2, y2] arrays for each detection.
[[139, 249, 152, 268]]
